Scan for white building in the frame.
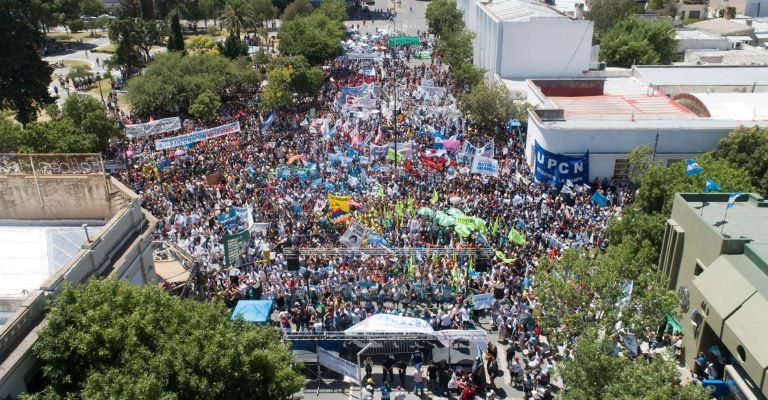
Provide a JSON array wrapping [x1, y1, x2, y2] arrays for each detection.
[[456, 0, 594, 82], [523, 66, 768, 181], [676, 29, 731, 52]]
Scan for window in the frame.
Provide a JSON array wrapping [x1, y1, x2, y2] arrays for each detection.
[[694, 262, 704, 277], [613, 159, 629, 181], [737, 345, 746, 362], [689, 10, 701, 19]]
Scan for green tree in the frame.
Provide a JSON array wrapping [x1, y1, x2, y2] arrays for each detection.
[[23, 279, 304, 399], [712, 125, 768, 195], [126, 52, 260, 115], [218, 31, 249, 58], [189, 90, 222, 123], [67, 64, 94, 80], [278, 13, 344, 64], [317, 0, 347, 22], [184, 0, 216, 30], [626, 143, 655, 184], [218, 0, 254, 36], [188, 34, 219, 54], [268, 55, 324, 97], [261, 66, 293, 110], [0, 4, 54, 126], [108, 18, 165, 76], [281, 0, 313, 21], [167, 9, 186, 51], [600, 17, 678, 68], [587, 0, 641, 40], [458, 81, 517, 129], [59, 93, 122, 151], [559, 330, 711, 400], [440, 29, 474, 68], [450, 62, 485, 88], [425, 0, 463, 37], [68, 18, 86, 33], [251, 0, 278, 27], [140, 0, 155, 19], [0, 119, 23, 152]]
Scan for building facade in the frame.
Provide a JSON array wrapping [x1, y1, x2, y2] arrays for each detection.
[[660, 193, 768, 399]]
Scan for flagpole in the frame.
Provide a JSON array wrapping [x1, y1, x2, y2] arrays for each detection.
[[720, 206, 730, 235]]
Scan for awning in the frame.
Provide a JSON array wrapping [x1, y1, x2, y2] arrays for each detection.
[[230, 300, 273, 323]]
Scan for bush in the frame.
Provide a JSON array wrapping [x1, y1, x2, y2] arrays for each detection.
[[68, 19, 86, 33]]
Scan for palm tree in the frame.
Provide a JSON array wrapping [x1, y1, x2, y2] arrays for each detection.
[[218, 0, 254, 37]]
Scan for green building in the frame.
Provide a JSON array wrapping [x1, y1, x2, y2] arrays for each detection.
[[660, 193, 768, 399]]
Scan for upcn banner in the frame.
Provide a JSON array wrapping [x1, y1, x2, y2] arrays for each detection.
[[534, 141, 589, 184]]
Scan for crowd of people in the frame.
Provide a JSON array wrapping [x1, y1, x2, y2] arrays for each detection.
[[112, 29, 630, 398]]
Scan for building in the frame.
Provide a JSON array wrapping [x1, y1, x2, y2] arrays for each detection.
[[523, 66, 768, 181], [676, 29, 731, 53], [675, 0, 707, 21], [0, 154, 157, 398], [456, 0, 595, 82], [688, 18, 757, 46], [684, 45, 768, 65], [659, 193, 768, 399], [708, 0, 768, 18]]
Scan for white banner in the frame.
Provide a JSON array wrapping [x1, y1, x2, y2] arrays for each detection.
[[471, 154, 499, 177], [346, 52, 384, 60], [155, 122, 240, 150], [340, 222, 368, 248], [125, 117, 181, 138], [472, 293, 495, 310], [318, 348, 359, 383], [251, 222, 270, 235]]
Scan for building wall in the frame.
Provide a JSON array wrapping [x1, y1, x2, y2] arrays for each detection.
[[498, 17, 593, 79], [524, 117, 733, 179], [0, 175, 111, 220], [474, 10, 502, 81]]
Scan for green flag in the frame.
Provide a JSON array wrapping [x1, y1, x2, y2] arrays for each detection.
[[408, 254, 415, 278], [491, 216, 500, 236], [495, 250, 516, 263], [395, 201, 404, 218], [455, 224, 472, 238], [223, 229, 250, 265], [386, 147, 403, 162], [376, 186, 384, 197], [507, 227, 526, 245], [431, 189, 439, 205]]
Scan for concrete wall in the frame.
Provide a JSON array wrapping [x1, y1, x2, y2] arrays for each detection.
[[0, 175, 111, 220], [499, 17, 594, 79]]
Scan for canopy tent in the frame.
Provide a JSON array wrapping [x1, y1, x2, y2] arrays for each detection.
[[387, 36, 420, 47], [344, 314, 487, 348], [230, 300, 274, 323]]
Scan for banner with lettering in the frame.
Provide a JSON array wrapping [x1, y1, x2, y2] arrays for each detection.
[[125, 117, 181, 138], [534, 141, 589, 185], [471, 154, 499, 177], [155, 122, 241, 150], [223, 229, 250, 265], [328, 193, 351, 212]]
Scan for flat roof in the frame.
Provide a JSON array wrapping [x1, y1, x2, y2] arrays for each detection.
[[0, 222, 104, 298], [691, 92, 768, 120], [550, 94, 695, 120], [676, 28, 729, 41], [633, 65, 768, 86], [689, 18, 755, 36], [481, 0, 565, 22]]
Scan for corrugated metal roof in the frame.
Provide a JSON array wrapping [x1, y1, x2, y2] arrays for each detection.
[[481, 0, 565, 22], [633, 66, 768, 86]]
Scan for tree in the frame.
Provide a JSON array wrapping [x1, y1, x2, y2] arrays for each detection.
[[317, 0, 347, 22], [425, 0, 463, 37], [126, 52, 260, 115], [587, 0, 641, 40], [218, 0, 254, 36], [167, 9, 186, 52], [558, 330, 711, 400], [67, 64, 94, 80], [278, 13, 344, 64], [261, 66, 293, 110], [68, 18, 86, 33], [108, 18, 165, 76], [712, 126, 768, 195], [59, 93, 122, 151], [450, 62, 485, 88], [0, 119, 23, 153], [184, 0, 216, 30], [626, 144, 655, 184], [600, 17, 678, 68], [281, 0, 313, 21], [0, 4, 54, 126], [458, 81, 517, 129], [24, 279, 304, 399], [189, 90, 222, 123], [219, 31, 249, 58], [188, 35, 219, 54], [251, 0, 278, 27], [440, 29, 474, 68]]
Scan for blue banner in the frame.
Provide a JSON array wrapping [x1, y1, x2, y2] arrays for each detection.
[[534, 141, 589, 185], [155, 122, 240, 150]]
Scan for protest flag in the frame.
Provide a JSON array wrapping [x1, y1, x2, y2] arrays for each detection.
[[686, 159, 703, 176], [591, 191, 608, 207], [495, 250, 516, 264], [704, 177, 721, 192], [507, 227, 526, 245], [387, 147, 403, 162], [431, 189, 439, 205], [376, 186, 385, 197], [720, 192, 742, 234]]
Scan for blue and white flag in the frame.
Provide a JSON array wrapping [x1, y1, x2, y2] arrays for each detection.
[[686, 159, 703, 176], [727, 192, 741, 208], [470, 154, 499, 177], [591, 191, 608, 207], [506, 118, 521, 130], [704, 177, 721, 192], [478, 140, 494, 157], [261, 112, 275, 131]]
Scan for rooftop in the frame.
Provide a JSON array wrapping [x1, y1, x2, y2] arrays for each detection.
[[676, 28, 730, 41], [688, 18, 756, 36], [688, 92, 768, 120], [632, 65, 768, 87], [684, 46, 768, 66], [480, 0, 566, 22]]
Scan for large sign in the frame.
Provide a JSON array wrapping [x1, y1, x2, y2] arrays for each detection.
[[318, 348, 359, 383], [155, 122, 240, 150], [223, 229, 250, 266], [125, 117, 181, 138], [471, 154, 499, 177], [472, 293, 495, 310], [533, 141, 589, 185]]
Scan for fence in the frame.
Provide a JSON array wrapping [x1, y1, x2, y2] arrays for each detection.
[[0, 153, 104, 175]]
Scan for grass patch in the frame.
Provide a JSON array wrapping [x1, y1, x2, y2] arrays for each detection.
[[61, 60, 91, 68], [47, 31, 104, 41], [93, 43, 116, 54]]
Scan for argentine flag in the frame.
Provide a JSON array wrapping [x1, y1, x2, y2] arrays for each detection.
[[686, 159, 703, 176], [727, 192, 741, 209], [704, 177, 720, 192]]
